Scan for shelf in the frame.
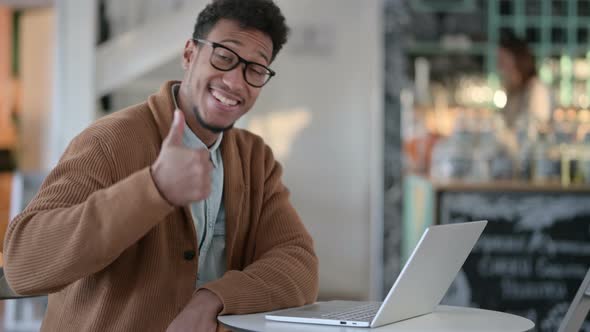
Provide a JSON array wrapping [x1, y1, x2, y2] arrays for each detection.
[[406, 41, 589, 58], [406, 41, 488, 56], [429, 178, 590, 193], [494, 16, 587, 26]]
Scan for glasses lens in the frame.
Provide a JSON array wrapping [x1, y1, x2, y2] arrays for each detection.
[[245, 63, 271, 87], [211, 47, 238, 70]]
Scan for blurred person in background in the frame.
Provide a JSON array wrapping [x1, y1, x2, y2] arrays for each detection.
[[2, 0, 318, 331], [497, 32, 554, 175]]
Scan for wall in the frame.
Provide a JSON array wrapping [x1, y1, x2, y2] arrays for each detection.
[[243, 0, 383, 300], [48, 0, 96, 168], [383, 0, 409, 295], [19, 8, 54, 171]]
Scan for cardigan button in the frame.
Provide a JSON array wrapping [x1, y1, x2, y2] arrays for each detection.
[[183, 250, 196, 261]]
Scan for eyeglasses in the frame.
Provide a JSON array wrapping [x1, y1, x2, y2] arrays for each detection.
[[193, 38, 276, 88]]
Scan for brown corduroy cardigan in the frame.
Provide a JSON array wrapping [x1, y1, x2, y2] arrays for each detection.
[[2, 81, 319, 331]]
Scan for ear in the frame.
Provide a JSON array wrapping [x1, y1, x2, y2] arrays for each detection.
[[182, 39, 194, 70]]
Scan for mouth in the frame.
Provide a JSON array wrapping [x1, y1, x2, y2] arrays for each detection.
[[209, 88, 242, 109]]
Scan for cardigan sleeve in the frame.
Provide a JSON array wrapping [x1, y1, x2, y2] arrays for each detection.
[[3, 131, 174, 295], [200, 146, 319, 314]]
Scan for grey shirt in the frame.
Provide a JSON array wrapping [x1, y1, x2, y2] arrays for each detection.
[[172, 84, 226, 287]]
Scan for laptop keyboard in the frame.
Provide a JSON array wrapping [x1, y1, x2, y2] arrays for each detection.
[[320, 303, 381, 322]]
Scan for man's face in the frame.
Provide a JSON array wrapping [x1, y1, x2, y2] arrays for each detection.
[[181, 19, 274, 132]]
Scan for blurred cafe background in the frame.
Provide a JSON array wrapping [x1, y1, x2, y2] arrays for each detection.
[[0, 0, 589, 331]]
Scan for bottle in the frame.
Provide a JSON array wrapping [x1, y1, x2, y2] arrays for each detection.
[[478, 110, 513, 180], [531, 128, 557, 183], [576, 110, 590, 183], [514, 114, 534, 180], [430, 109, 475, 181]]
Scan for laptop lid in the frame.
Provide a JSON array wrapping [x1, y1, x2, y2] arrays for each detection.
[[371, 220, 487, 327], [557, 266, 590, 332]]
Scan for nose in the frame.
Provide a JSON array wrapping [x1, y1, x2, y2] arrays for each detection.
[[222, 65, 247, 92]]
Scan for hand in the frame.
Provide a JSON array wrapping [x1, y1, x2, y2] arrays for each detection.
[[151, 110, 213, 206], [167, 289, 224, 332]]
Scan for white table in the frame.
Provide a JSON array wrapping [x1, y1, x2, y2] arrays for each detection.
[[218, 305, 535, 332]]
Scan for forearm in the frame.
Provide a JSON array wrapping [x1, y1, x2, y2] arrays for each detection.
[[202, 241, 318, 315], [3, 168, 173, 295], [167, 289, 223, 332], [203, 146, 319, 315]]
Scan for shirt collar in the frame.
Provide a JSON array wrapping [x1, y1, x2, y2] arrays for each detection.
[[171, 83, 223, 168]]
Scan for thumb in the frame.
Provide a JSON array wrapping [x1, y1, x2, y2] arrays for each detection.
[[165, 110, 185, 146]]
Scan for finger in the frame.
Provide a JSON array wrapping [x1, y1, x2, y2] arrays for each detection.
[[195, 150, 214, 171], [192, 184, 211, 202], [194, 148, 210, 160], [164, 110, 185, 147]]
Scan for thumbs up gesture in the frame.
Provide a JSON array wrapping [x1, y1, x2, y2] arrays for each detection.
[[151, 110, 213, 206]]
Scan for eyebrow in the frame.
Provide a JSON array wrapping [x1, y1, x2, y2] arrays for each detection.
[[219, 38, 270, 64]]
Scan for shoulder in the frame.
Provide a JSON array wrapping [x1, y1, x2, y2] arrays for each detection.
[[225, 128, 265, 147], [71, 102, 160, 154], [65, 102, 160, 168], [223, 128, 282, 181], [526, 78, 552, 120], [224, 128, 274, 161], [84, 103, 158, 141], [527, 78, 550, 98]]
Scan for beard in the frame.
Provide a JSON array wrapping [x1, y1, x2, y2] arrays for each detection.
[[192, 106, 234, 133]]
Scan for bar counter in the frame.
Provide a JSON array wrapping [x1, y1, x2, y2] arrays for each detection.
[[403, 174, 590, 331]]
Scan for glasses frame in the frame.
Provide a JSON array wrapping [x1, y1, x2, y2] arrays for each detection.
[[193, 38, 276, 88]]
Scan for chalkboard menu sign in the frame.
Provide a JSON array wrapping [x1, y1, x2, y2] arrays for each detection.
[[439, 192, 590, 332]]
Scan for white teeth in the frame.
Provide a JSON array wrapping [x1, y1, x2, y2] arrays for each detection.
[[211, 90, 238, 106]]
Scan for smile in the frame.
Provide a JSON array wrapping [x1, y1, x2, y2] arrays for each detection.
[[210, 89, 240, 107]]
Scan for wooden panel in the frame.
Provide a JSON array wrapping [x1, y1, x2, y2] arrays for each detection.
[[0, 7, 16, 149], [19, 8, 54, 171], [0, 173, 11, 264]]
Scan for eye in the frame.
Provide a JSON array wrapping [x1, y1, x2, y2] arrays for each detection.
[[213, 48, 236, 64], [248, 65, 268, 77], [213, 53, 233, 64]]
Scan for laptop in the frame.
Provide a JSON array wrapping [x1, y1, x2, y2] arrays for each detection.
[[265, 220, 487, 328]]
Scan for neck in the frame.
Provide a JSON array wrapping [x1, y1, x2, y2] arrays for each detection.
[[177, 84, 220, 147]]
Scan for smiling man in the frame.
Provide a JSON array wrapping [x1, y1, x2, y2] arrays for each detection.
[[2, 1, 319, 331]]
